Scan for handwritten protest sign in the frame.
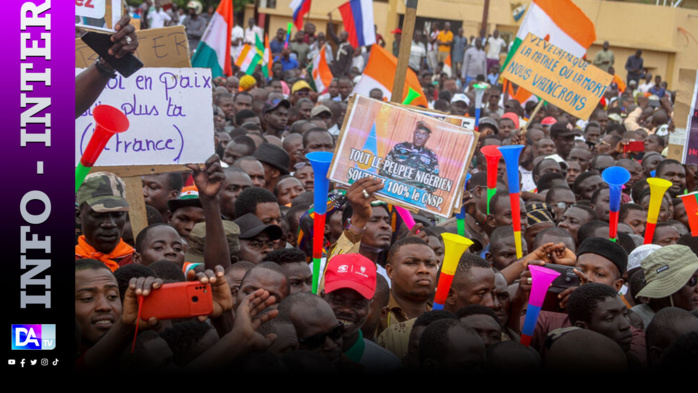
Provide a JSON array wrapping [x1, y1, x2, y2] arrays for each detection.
[[76, 0, 122, 32], [501, 32, 612, 120], [75, 67, 214, 167], [329, 95, 477, 217], [76, 26, 191, 68]]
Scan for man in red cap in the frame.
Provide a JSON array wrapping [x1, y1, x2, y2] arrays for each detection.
[[321, 253, 401, 372]]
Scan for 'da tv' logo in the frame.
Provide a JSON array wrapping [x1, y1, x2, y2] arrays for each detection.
[[11, 325, 56, 350]]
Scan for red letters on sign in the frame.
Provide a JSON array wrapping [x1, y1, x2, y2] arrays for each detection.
[[75, 0, 94, 8]]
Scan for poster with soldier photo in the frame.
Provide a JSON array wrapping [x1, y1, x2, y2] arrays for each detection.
[[329, 95, 478, 217]]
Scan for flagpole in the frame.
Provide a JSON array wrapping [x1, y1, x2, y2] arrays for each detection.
[[391, 0, 418, 103], [519, 99, 544, 140], [306, 0, 312, 26]]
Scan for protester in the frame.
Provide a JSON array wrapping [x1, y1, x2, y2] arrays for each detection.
[[75, 6, 694, 375]]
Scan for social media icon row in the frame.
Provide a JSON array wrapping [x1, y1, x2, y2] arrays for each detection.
[[7, 358, 58, 367]]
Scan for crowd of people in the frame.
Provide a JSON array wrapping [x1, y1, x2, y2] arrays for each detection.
[[74, 5, 698, 374]]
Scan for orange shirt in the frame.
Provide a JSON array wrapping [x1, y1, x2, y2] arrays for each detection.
[[437, 30, 453, 52]]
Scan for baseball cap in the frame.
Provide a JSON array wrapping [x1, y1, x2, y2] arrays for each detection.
[[233, 213, 283, 241], [186, 220, 241, 263], [168, 185, 202, 212], [77, 172, 130, 213], [262, 98, 291, 114], [310, 104, 332, 118], [608, 113, 623, 123], [478, 117, 499, 133], [324, 253, 377, 299], [391, 28, 402, 34], [541, 117, 557, 126], [637, 245, 698, 299], [451, 93, 470, 106], [292, 80, 312, 94], [501, 112, 520, 129]]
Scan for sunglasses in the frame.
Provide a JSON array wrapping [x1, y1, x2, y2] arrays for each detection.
[[298, 324, 343, 349]]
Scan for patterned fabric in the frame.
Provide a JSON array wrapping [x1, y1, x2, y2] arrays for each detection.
[[380, 142, 440, 192], [76, 172, 129, 213]]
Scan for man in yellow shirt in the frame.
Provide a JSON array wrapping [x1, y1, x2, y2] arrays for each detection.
[[436, 22, 453, 64]]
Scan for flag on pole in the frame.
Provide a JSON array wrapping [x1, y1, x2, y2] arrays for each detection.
[[443, 54, 452, 77], [501, 0, 596, 72], [308, 45, 333, 93], [255, 34, 269, 78], [338, 0, 376, 48], [264, 34, 273, 74], [679, 192, 698, 237], [191, 0, 233, 78], [289, 0, 312, 30], [352, 44, 427, 107], [235, 44, 262, 75]]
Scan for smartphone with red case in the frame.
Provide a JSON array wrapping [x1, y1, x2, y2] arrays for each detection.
[[140, 281, 213, 320]]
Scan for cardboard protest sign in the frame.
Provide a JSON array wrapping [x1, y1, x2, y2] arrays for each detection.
[[75, 67, 214, 167], [501, 32, 612, 120], [405, 106, 476, 130], [76, 0, 122, 32], [329, 95, 477, 217], [76, 26, 191, 68]]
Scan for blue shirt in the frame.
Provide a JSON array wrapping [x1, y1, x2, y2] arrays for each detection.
[[270, 38, 285, 57], [648, 85, 666, 98], [274, 55, 298, 72]]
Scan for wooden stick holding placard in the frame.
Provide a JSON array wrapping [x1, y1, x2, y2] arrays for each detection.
[[390, 0, 418, 103], [519, 99, 545, 141]]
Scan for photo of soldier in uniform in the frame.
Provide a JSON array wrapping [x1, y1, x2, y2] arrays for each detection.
[[329, 95, 477, 217], [380, 121, 440, 192]]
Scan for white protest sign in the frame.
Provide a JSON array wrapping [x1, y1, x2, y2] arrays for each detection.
[[76, 0, 122, 32], [75, 0, 106, 20], [75, 67, 214, 167]]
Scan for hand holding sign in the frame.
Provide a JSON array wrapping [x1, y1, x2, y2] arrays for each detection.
[[109, 15, 138, 59], [347, 177, 384, 229]]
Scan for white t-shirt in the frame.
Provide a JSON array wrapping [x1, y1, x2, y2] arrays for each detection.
[[245, 26, 263, 45], [486, 36, 507, 59], [148, 8, 172, 29], [409, 41, 426, 71]]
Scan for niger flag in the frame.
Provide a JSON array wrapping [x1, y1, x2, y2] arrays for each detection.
[[443, 54, 452, 78], [352, 44, 428, 107], [502, 0, 596, 72]]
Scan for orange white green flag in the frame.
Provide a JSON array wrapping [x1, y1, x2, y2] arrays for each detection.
[[308, 45, 333, 93], [352, 44, 427, 107], [443, 54, 452, 78], [501, 0, 596, 73], [191, 0, 233, 78], [235, 44, 262, 75]]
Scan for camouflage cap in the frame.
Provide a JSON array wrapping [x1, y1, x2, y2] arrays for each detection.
[[185, 220, 241, 263], [76, 172, 129, 213]]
